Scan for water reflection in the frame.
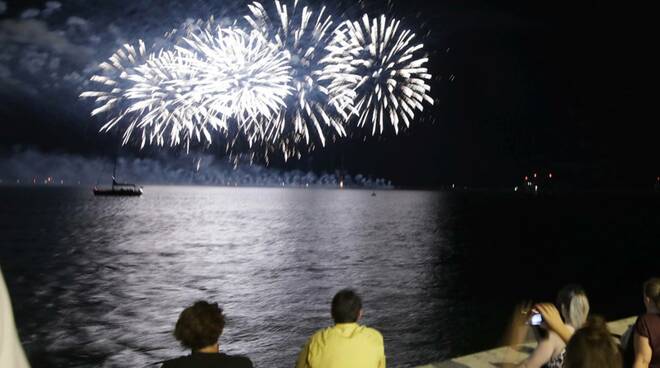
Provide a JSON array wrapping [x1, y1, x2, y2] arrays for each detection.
[[3, 187, 657, 367], [0, 187, 449, 367]]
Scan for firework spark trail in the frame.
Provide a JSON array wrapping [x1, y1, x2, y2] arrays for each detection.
[[178, 26, 292, 146], [324, 14, 434, 135], [81, 5, 436, 162], [245, 0, 355, 159], [82, 27, 293, 151], [159, 17, 293, 150], [80, 41, 222, 149]]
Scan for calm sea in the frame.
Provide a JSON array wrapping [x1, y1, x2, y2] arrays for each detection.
[[0, 186, 658, 367]]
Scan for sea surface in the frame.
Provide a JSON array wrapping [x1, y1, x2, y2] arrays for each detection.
[[1, 186, 658, 368]]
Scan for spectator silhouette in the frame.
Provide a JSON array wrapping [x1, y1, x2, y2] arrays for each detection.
[[296, 289, 385, 368], [162, 301, 253, 368], [633, 278, 660, 368]]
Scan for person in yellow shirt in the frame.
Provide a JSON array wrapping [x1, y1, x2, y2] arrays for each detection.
[[295, 289, 386, 368]]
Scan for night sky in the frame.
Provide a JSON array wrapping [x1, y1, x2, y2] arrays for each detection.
[[0, 0, 652, 188]]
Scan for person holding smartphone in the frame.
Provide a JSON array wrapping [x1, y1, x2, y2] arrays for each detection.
[[507, 285, 590, 368]]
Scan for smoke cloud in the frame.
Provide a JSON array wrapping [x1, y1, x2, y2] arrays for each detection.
[[0, 150, 393, 189]]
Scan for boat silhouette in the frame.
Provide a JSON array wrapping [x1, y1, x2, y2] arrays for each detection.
[[93, 157, 143, 196], [93, 177, 143, 196]]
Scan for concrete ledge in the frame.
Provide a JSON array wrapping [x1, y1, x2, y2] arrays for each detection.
[[417, 317, 636, 368]]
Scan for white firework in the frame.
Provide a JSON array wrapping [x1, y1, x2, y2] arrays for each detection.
[[324, 14, 434, 135], [177, 26, 293, 147], [81, 27, 293, 151], [79, 11, 436, 162], [245, 0, 354, 158], [80, 41, 224, 149]]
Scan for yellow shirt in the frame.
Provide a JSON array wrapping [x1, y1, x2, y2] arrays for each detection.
[[295, 323, 386, 368]]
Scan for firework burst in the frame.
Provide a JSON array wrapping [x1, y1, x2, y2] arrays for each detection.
[[177, 26, 293, 146], [80, 5, 436, 162], [324, 14, 434, 135], [82, 26, 293, 151], [80, 41, 225, 149], [245, 0, 354, 158]]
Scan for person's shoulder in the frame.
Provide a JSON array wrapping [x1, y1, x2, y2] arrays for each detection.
[[359, 325, 384, 342], [640, 312, 660, 321], [313, 325, 343, 338], [160, 356, 188, 368], [635, 313, 655, 327], [305, 326, 335, 348], [634, 313, 657, 337], [637, 313, 660, 327], [221, 353, 254, 368]]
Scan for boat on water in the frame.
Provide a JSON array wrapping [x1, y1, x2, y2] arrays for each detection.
[[93, 177, 143, 196], [93, 156, 143, 196]]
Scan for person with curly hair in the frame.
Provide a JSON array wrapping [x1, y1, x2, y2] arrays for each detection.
[[162, 301, 253, 368]]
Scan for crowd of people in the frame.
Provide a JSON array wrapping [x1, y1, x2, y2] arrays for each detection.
[[158, 280, 659, 368], [1, 266, 659, 368], [505, 279, 660, 368]]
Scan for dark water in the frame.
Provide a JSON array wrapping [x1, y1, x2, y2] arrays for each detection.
[[0, 186, 658, 368]]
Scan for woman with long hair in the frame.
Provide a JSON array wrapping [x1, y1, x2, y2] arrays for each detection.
[[508, 285, 590, 368]]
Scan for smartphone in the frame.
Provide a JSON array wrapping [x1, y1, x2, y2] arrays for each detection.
[[529, 312, 543, 326]]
